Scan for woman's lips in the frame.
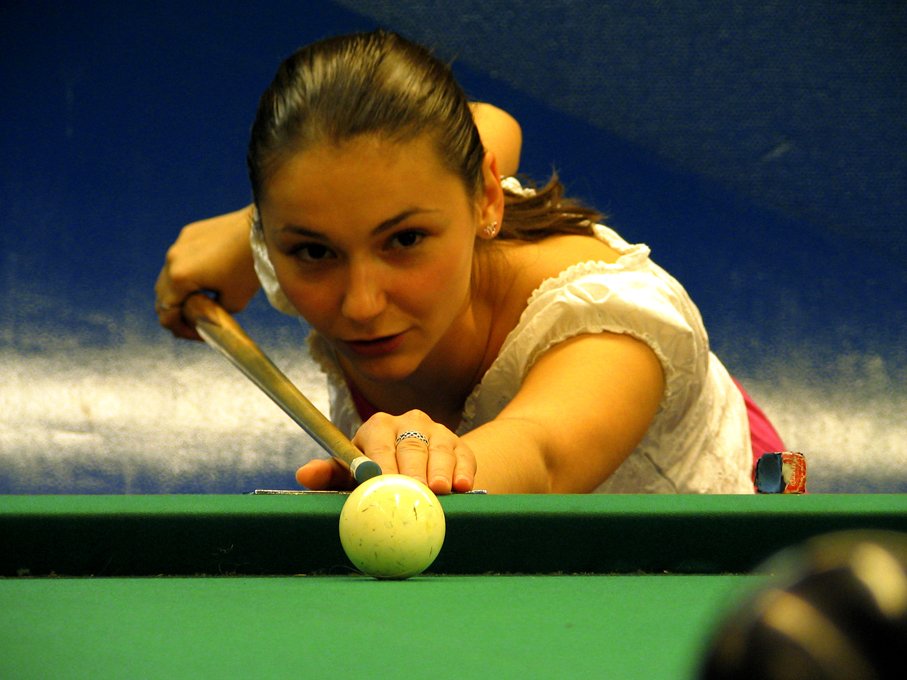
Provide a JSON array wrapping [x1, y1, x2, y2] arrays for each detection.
[[344, 332, 406, 357]]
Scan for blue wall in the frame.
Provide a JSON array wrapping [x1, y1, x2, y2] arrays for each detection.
[[2, 1, 905, 493]]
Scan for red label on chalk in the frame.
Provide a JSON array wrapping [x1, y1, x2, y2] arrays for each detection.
[[780, 451, 807, 493]]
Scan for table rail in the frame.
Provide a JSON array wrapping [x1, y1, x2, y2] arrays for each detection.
[[2, 494, 905, 576]]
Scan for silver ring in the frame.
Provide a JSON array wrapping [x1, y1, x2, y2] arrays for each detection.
[[395, 430, 429, 447]]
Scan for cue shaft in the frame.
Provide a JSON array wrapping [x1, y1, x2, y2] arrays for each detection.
[[182, 294, 381, 484]]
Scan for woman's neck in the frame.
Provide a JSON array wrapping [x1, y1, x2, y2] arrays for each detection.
[[340, 245, 515, 428], [337, 296, 496, 429]]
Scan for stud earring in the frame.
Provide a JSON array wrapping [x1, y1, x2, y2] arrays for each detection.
[[482, 221, 499, 238]]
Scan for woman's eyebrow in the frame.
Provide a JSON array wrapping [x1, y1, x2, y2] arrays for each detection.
[[278, 208, 440, 239], [372, 208, 440, 235]]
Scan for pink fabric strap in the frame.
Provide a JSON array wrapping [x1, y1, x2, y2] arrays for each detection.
[[733, 378, 786, 466]]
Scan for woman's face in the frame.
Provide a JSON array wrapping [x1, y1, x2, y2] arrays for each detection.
[[258, 134, 494, 383]]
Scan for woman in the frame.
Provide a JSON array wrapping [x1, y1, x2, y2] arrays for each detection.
[[156, 30, 782, 494]]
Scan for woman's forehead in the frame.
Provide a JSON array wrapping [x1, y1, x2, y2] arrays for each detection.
[[267, 135, 463, 195], [275, 134, 445, 180], [259, 135, 475, 230]]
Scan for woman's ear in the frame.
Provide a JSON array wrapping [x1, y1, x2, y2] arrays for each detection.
[[476, 151, 505, 238]]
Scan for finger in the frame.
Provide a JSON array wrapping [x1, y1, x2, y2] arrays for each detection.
[[154, 268, 202, 340], [157, 304, 202, 340], [295, 458, 355, 491], [352, 415, 401, 475], [424, 435, 458, 495], [395, 433, 431, 486], [452, 442, 478, 493]]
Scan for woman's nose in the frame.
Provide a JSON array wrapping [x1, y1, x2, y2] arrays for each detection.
[[341, 261, 386, 324]]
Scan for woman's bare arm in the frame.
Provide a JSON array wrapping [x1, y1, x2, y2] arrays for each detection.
[[470, 102, 522, 177]]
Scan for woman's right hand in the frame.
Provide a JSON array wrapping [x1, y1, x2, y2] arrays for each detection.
[[154, 205, 262, 339]]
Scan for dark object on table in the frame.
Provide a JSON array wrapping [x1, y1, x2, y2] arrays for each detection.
[[755, 451, 807, 494], [700, 530, 907, 679]]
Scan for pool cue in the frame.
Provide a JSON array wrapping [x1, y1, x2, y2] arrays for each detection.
[[182, 293, 381, 485]]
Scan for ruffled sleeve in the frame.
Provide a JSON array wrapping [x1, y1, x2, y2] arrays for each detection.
[[459, 224, 709, 435], [306, 331, 363, 438], [249, 208, 300, 317]]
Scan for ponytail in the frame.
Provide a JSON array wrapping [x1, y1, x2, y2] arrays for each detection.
[[498, 174, 602, 242]]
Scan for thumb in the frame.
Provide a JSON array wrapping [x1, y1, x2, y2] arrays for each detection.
[[296, 458, 357, 491]]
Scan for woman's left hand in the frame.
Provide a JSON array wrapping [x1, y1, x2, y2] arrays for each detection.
[[295, 410, 477, 495]]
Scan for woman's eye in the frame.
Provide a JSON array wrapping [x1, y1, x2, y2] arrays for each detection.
[[390, 230, 424, 249], [293, 243, 335, 262]]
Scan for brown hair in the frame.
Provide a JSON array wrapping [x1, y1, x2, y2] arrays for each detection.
[[248, 30, 600, 239]]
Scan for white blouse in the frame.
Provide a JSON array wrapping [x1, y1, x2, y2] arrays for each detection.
[[251, 210, 754, 494]]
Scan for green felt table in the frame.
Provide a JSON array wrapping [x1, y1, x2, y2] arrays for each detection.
[[2, 494, 905, 679]]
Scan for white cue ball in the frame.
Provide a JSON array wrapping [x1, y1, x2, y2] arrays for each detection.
[[339, 474, 446, 579]]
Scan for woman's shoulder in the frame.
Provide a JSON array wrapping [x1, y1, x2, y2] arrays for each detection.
[[496, 231, 625, 307], [475, 232, 621, 353]]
